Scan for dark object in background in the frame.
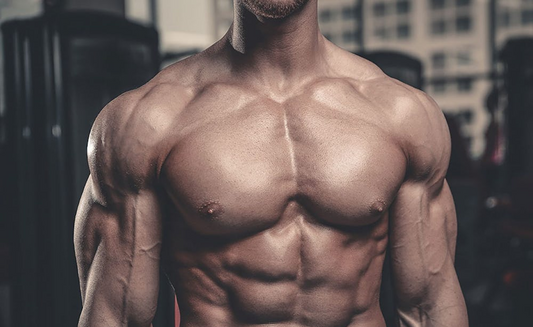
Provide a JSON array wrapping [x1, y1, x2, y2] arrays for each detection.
[[0, 11, 172, 327], [44, 0, 126, 16], [446, 115, 477, 181], [500, 38, 533, 181], [445, 115, 481, 291]]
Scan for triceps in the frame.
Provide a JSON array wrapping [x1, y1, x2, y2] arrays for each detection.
[[441, 180, 458, 260]]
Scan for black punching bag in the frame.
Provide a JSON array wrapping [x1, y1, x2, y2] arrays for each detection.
[[2, 11, 160, 327]]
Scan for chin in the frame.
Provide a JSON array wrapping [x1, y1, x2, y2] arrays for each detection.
[[242, 0, 310, 19]]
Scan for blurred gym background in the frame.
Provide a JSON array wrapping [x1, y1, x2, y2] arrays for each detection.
[[0, 0, 532, 326]]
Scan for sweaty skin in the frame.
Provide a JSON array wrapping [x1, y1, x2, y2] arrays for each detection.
[[74, 1, 468, 326]]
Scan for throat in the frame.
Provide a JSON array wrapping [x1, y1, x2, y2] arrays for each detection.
[[227, 0, 326, 84]]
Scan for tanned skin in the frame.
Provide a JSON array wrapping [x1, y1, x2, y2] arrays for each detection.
[[74, 0, 468, 326]]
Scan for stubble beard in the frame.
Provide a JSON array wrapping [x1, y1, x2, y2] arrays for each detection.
[[241, 0, 310, 19]]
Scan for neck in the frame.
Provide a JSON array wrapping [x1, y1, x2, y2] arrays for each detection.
[[226, 0, 326, 87]]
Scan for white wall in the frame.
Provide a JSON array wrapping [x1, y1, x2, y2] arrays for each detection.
[[157, 0, 215, 52]]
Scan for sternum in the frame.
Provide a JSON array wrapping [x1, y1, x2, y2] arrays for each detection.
[[282, 108, 298, 185]]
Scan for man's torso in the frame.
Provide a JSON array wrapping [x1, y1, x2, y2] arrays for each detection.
[[138, 57, 413, 326]]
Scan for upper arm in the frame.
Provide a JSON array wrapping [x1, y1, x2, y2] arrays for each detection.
[[388, 88, 467, 326], [74, 95, 164, 327]]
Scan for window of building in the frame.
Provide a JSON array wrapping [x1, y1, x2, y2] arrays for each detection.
[[461, 110, 473, 124], [430, 0, 446, 9], [457, 50, 472, 65], [375, 26, 389, 39], [457, 77, 473, 92], [432, 52, 446, 69], [342, 6, 357, 20], [499, 10, 512, 28], [320, 9, 333, 22], [397, 24, 411, 38], [397, 0, 411, 14], [342, 30, 359, 43], [522, 10, 533, 24], [431, 20, 447, 34], [373, 2, 387, 17], [433, 80, 447, 93], [456, 16, 472, 32], [456, 0, 470, 6]]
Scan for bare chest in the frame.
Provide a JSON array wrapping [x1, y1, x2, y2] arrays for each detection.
[[160, 88, 406, 236]]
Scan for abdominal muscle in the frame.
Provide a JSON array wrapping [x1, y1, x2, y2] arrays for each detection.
[[172, 279, 387, 327], [162, 204, 389, 327]]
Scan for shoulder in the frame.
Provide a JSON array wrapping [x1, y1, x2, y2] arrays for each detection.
[[333, 50, 450, 184], [88, 74, 195, 199], [377, 80, 451, 186]]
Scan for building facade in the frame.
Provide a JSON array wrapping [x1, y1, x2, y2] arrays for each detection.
[[362, 0, 494, 158]]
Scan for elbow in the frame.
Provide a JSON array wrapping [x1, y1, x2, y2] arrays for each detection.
[[128, 316, 156, 327], [396, 306, 469, 327], [396, 306, 430, 327], [395, 287, 469, 327], [395, 291, 431, 326], [77, 307, 155, 327], [126, 303, 158, 327]]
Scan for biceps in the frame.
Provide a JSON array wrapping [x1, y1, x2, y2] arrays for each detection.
[[74, 179, 163, 325], [388, 179, 457, 301]]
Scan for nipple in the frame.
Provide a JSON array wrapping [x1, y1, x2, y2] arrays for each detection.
[[369, 200, 387, 215], [198, 200, 224, 219]]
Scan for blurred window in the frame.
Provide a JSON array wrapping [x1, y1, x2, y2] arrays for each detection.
[[499, 10, 512, 28], [342, 6, 357, 20], [342, 30, 359, 43], [456, 0, 470, 6], [320, 9, 333, 22], [432, 52, 446, 69], [430, 0, 446, 10], [433, 80, 447, 93], [431, 20, 447, 34], [457, 50, 472, 65], [397, 23, 411, 39], [457, 77, 473, 92], [374, 2, 387, 17], [522, 10, 533, 24], [456, 16, 472, 32], [397, 0, 411, 14], [375, 26, 389, 39]]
